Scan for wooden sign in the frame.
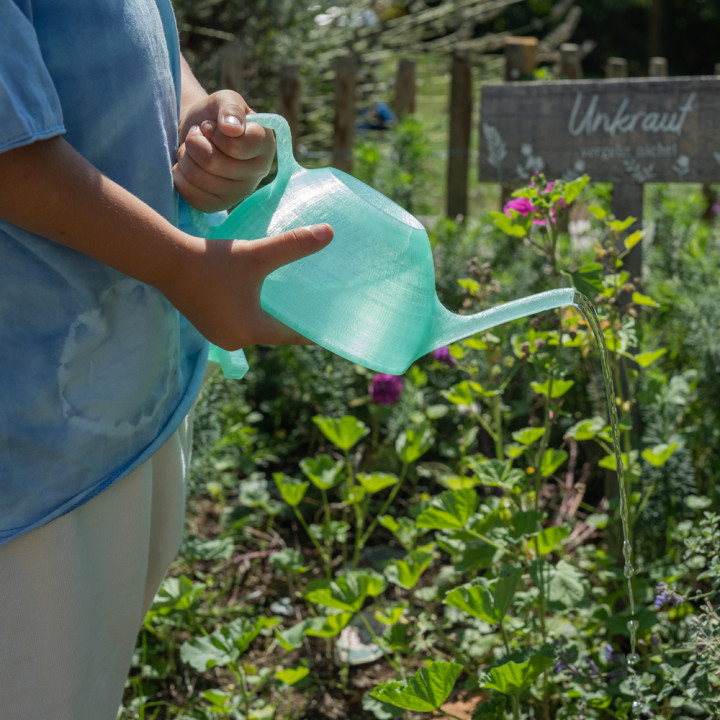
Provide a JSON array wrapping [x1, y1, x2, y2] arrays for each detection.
[[478, 76, 720, 184]]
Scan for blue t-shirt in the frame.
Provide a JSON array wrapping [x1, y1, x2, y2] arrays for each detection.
[[0, 0, 210, 545]]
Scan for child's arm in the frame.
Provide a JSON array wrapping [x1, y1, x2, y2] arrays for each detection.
[[0, 135, 332, 349], [173, 56, 276, 213]]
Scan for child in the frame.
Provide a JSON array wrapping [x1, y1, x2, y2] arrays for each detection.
[[0, 1, 332, 718]]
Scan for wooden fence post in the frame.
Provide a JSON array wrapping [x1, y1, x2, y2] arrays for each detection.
[[649, 56, 668, 78], [701, 62, 720, 221], [394, 58, 416, 119], [559, 43, 583, 79], [504, 36, 537, 81], [332, 54, 356, 174], [446, 52, 472, 220], [279, 64, 300, 156], [606, 57, 628, 79]]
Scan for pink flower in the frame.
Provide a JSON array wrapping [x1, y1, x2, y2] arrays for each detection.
[[369, 374, 404, 405], [504, 197, 539, 217], [432, 346, 456, 367]]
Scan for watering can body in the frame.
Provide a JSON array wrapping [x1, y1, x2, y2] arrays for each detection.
[[206, 114, 576, 376]]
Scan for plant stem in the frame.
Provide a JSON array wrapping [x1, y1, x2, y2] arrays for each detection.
[[292, 506, 332, 578]]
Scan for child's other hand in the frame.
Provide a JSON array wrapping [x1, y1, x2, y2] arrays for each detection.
[[174, 90, 275, 213], [164, 223, 334, 349]]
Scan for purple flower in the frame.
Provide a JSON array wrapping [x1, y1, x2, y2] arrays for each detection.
[[602, 643, 615, 662], [504, 197, 539, 217], [369, 374, 404, 405], [432, 346, 456, 367], [654, 582, 683, 609]]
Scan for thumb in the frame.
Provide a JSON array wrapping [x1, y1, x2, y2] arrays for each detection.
[[217, 103, 247, 137], [250, 224, 334, 275]]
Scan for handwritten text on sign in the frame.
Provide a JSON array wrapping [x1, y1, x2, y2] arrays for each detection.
[[478, 77, 720, 184]]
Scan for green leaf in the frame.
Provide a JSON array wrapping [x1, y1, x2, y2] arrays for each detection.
[[443, 569, 522, 624], [509, 510, 544, 538], [180, 617, 277, 671], [467, 458, 525, 492], [375, 602, 408, 625], [570, 262, 604, 297], [357, 472, 399, 495], [370, 662, 463, 712], [531, 378, 575, 399], [396, 424, 434, 464], [443, 380, 485, 406], [416, 489, 478, 531], [273, 473, 309, 507], [269, 547, 307, 573], [642, 442, 678, 467], [609, 216, 636, 233], [275, 666, 309, 685], [535, 525, 570, 555], [565, 416, 605, 441], [491, 211, 530, 238], [634, 349, 666, 368], [632, 291, 660, 308], [303, 613, 353, 638], [384, 543, 435, 590], [530, 559, 587, 607], [623, 229, 644, 250], [304, 571, 385, 612], [299, 454, 344, 490], [511, 427, 545, 446], [312, 415, 369, 451], [480, 651, 555, 696], [587, 205, 607, 220], [563, 175, 589, 205], [539, 448, 568, 478]]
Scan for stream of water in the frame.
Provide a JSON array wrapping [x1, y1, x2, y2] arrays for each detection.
[[572, 292, 646, 715]]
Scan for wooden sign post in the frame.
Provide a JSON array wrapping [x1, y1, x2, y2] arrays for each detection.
[[479, 76, 720, 277]]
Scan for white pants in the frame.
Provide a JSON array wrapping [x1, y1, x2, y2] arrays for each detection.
[[0, 416, 192, 720]]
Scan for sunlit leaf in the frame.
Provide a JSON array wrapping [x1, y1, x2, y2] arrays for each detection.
[[396, 424, 434, 464], [539, 448, 568, 478], [300, 454, 344, 490], [563, 175, 589, 204], [312, 415, 369, 451], [443, 569, 522, 624], [634, 349, 666, 368], [632, 291, 660, 308], [511, 427, 545, 446], [530, 378, 575, 399], [370, 662, 463, 712], [275, 666, 309, 685], [642, 442, 678, 467], [384, 543, 435, 590], [357, 472, 399, 495], [480, 650, 555, 696], [535, 525, 570, 555], [375, 602, 408, 625], [273, 473, 309, 507], [305, 571, 385, 612], [623, 229, 644, 250], [416, 489, 478, 531]]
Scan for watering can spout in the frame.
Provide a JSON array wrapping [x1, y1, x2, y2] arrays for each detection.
[[422, 287, 579, 358]]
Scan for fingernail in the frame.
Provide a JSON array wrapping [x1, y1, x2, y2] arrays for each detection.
[[188, 124, 201, 136], [200, 120, 214, 137], [310, 223, 333, 242], [223, 113, 244, 129]]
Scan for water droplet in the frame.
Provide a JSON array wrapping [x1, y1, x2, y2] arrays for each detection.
[[624, 561, 635, 578], [631, 700, 646, 716], [627, 652, 640, 666], [627, 619, 639, 633]]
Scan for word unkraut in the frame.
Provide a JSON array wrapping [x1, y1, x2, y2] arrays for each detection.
[[569, 92, 696, 138]]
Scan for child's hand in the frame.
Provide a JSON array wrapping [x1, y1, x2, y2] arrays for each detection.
[[163, 223, 334, 349], [174, 90, 275, 213]]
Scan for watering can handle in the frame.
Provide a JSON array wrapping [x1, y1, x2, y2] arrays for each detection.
[[245, 113, 299, 188]]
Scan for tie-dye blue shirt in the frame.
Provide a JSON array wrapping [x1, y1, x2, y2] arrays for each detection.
[[0, 0, 209, 545]]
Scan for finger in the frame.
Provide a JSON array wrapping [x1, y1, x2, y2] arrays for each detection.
[[172, 163, 228, 214], [185, 125, 271, 181], [216, 103, 246, 138], [237, 224, 334, 277], [203, 119, 275, 164], [176, 143, 255, 198]]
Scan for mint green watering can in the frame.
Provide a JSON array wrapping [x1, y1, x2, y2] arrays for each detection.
[[205, 113, 575, 377]]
